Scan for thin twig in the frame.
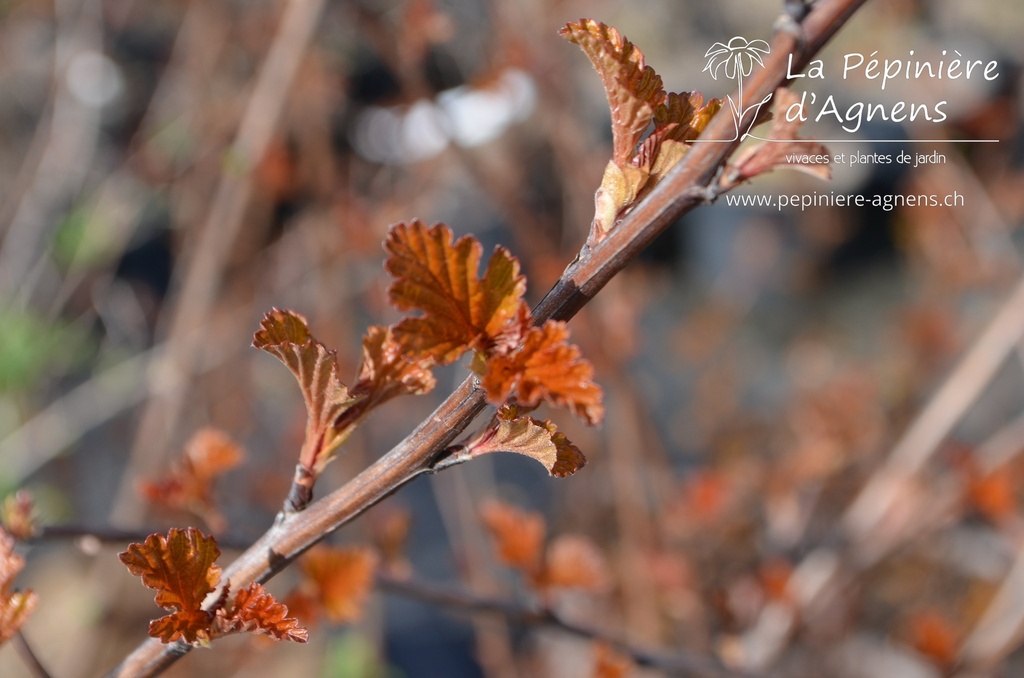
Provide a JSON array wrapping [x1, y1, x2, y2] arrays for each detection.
[[106, 1, 869, 675], [111, 0, 328, 522], [377, 574, 747, 677], [13, 631, 54, 678]]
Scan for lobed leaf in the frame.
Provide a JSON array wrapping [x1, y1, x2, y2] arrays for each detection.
[[0, 528, 37, 646], [384, 221, 526, 364], [467, 408, 586, 478], [480, 500, 545, 575], [559, 19, 666, 168], [352, 325, 436, 410], [119, 528, 222, 644], [483, 321, 604, 426], [253, 309, 362, 475], [213, 583, 308, 643], [139, 428, 244, 531]]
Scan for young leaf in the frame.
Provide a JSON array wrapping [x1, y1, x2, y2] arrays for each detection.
[[119, 528, 222, 644], [481, 500, 545, 575], [483, 321, 604, 426], [537, 534, 610, 592], [139, 427, 244, 531], [0, 528, 37, 646], [253, 309, 362, 476], [212, 583, 308, 643], [465, 408, 587, 477], [291, 546, 377, 625], [384, 221, 526, 364], [722, 87, 831, 188], [559, 19, 665, 168], [351, 325, 436, 411]]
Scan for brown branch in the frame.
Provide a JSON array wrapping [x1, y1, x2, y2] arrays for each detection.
[[376, 573, 749, 677], [14, 631, 54, 678], [106, 1, 868, 675]]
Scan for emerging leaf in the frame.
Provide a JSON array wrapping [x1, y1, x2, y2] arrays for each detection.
[[592, 160, 650, 242], [0, 528, 37, 647], [559, 19, 666, 168], [213, 583, 308, 643], [385, 221, 526, 364], [466, 408, 587, 477], [139, 428, 244, 531], [119, 528, 222, 644], [722, 88, 831, 188], [253, 309, 362, 476], [481, 500, 545, 575], [352, 325, 436, 411], [483, 321, 604, 426], [291, 546, 377, 625], [537, 535, 610, 592]]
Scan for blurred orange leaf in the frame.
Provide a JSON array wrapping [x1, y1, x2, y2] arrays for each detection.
[[296, 546, 377, 624], [483, 321, 604, 425], [481, 500, 545, 575], [253, 309, 361, 476], [385, 221, 526, 364], [466, 408, 587, 477], [593, 642, 634, 678], [213, 583, 308, 643], [119, 528, 222, 644], [907, 608, 960, 667], [0, 528, 37, 646], [139, 428, 244, 531], [537, 534, 610, 592]]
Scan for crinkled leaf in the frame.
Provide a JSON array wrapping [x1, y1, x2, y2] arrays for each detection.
[[385, 221, 526, 364], [253, 309, 361, 475], [483, 321, 604, 426], [468, 409, 586, 478], [0, 528, 36, 646], [119, 528, 222, 644], [537, 534, 610, 592], [140, 428, 244, 531], [481, 500, 545, 575], [654, 91, 722, 144], [213, 583, 308, 643], [352, 325, 436, 410], [299, 546, 377, 624], [724, 88, 831, 188], [559, 19, 665, 167]]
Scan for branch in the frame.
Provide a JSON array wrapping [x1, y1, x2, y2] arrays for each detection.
[[107, 1, 868, 675], [14, 632, 53, 678], [377, 573, 748, 677]]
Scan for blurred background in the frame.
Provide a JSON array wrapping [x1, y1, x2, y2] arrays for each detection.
[[1, 0, 1023, 676]]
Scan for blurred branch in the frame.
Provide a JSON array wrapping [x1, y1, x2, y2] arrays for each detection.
[[13, 631, 53, 678], [111, 0, 327, 520], [106, 1, 870, 675], [377, 574, 745, 678], [30, 524, 738, 677]]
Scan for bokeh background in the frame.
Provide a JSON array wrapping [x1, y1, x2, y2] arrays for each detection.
[[1, 0, 1024, 676]]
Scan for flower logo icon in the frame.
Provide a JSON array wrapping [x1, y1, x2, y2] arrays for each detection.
[[702, 36, 773, 141]]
